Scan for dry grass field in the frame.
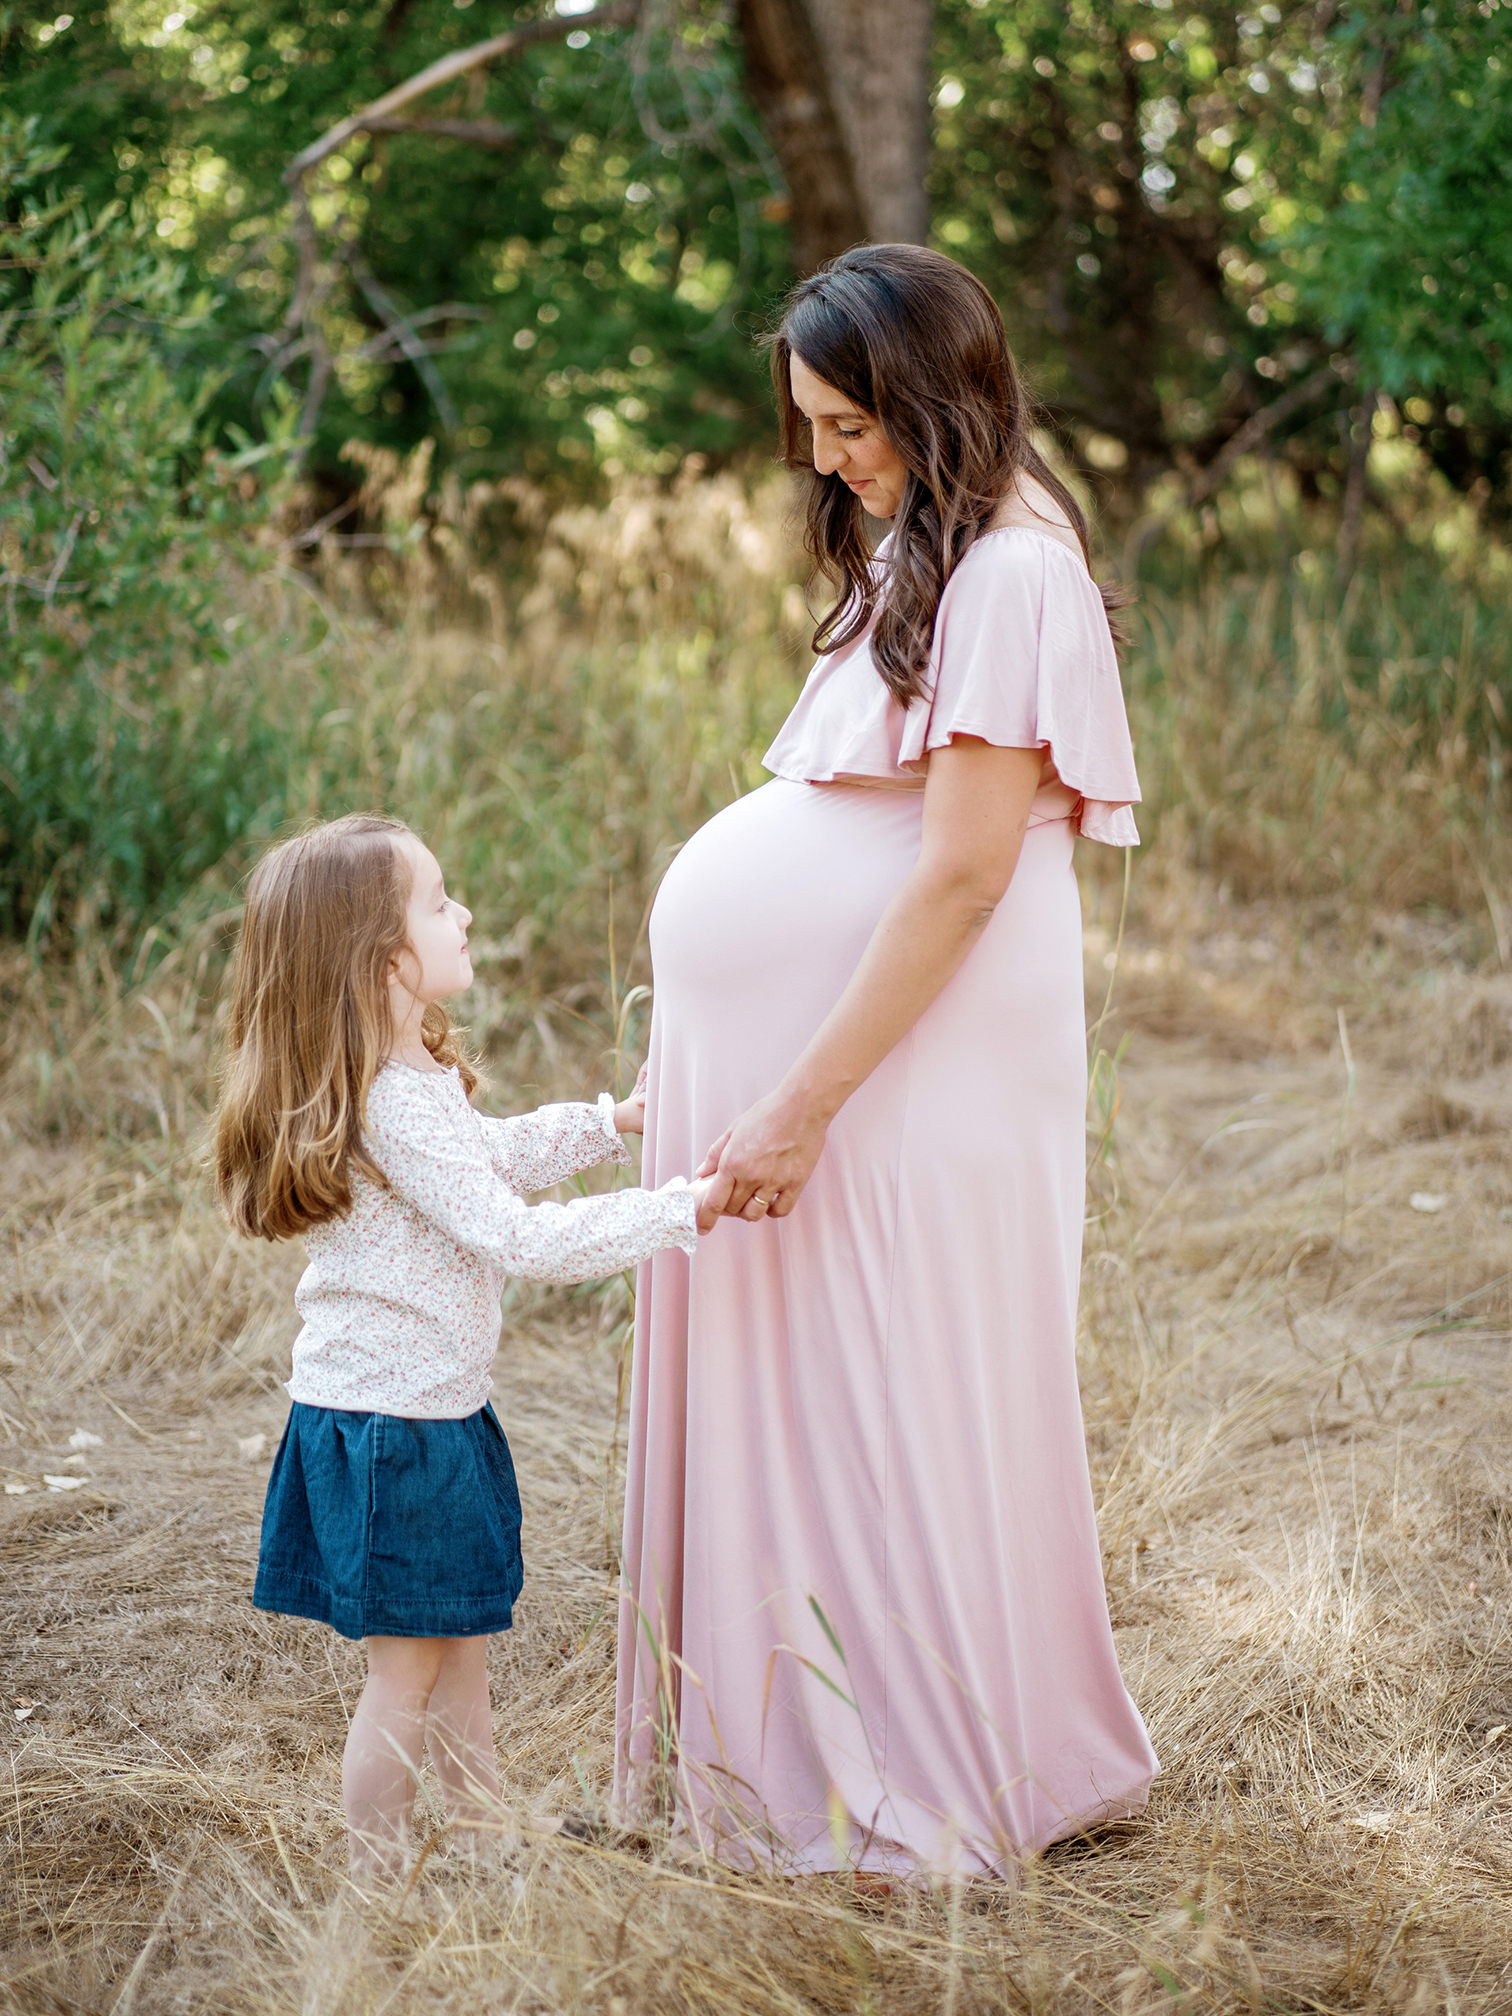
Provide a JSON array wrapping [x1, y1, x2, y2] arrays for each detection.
[[4, 866, 1512, 2015], [4, 466, 1512, 2011]]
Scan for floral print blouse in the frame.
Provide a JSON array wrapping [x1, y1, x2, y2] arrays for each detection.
[[287, 1063, 696, 1419]]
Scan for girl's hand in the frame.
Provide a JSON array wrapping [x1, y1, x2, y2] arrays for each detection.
[[613, 1060, 649, 1137], [696, 1090, 829, 1221], [689, 1168, 736, 1233]]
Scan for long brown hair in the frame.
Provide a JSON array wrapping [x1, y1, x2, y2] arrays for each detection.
[[214, 814, 478, 1242], [768, 242, 1127, 707]]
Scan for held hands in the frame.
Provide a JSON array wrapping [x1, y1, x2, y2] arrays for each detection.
[[612, 1061, 823, 1230], [688, 1169, 736, 1233], [696, 1088, 829, 1223], [611, 1063, 728, 1232]]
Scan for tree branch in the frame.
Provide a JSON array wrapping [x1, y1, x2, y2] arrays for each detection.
[[344, 246, 460, 432], [1186, 360, 1348, 509], [282, 2, 639, 186], [275, 3, 637, 449], [1124, 361, 1350, 573], [351, 301, 486, 364], [283, 178, 334, 442]]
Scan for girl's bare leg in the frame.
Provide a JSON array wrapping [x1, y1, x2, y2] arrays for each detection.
[[344, 1635, 447, 1879], [424, 1636, 501, 1856]]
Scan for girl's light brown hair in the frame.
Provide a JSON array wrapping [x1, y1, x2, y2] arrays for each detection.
[[214, 814, 478, 1242], [768, 242, 1130, 708]]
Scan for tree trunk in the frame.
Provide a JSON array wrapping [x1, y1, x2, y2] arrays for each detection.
[[737, 0, 934, 273]]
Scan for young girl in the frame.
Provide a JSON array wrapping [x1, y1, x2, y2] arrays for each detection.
[[213, 813, 728, 1879]]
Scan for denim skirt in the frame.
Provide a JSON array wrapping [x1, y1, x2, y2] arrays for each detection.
[[253, 1402, 523, 1641]]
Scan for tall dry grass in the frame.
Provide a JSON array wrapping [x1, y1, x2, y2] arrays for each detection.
[[1126, 570, 1510, 929], [10, 451, 1510, 1144], [4, 467, 1512, 2012]]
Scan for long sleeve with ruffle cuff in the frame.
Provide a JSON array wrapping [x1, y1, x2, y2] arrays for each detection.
[[288, 1063, 697, 1419], [477, 1093, 631, 1194], [366, 1072, 694, 1280]]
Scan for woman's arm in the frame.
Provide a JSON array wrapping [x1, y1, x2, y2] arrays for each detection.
[[700, 737, 1044, 1219]]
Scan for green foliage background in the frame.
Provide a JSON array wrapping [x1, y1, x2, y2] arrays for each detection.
[[4, 0, 791, 483], [928, 1, 1512, 503], [3, 1, 1511, 953], [5, 1, 1510, 501]]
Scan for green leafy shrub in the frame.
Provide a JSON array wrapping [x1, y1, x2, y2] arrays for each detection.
[[1291, 9, 1512, 418], [0, 119, 301, 950]]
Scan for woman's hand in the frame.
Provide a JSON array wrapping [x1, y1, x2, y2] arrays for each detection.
[[696, 1089, 831, 1221], [689, 1168, 736, 1232], [613, 1060, 649, 1137]]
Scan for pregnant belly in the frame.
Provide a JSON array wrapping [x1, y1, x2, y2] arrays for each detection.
[[650, 779, 923, 1072], [647, 773, 1085, 1164]]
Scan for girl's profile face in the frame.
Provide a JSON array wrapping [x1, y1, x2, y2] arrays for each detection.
[[789, 351, 908, 518], [392, 837, 473, 1006]]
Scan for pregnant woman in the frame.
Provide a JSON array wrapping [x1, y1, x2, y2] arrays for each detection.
[[615, 244, 1158, 1876]]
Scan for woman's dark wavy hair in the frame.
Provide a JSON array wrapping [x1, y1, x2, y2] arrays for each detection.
[[768, 242, 1128, 708]]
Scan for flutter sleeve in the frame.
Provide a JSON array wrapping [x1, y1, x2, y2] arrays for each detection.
[[367, 1073, 697, 1281], [477, 1094, 630, 1194], [896, 530, 1141, 846]]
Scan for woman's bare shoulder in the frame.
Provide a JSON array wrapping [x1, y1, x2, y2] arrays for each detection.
[[984, 475, 1085, 561]]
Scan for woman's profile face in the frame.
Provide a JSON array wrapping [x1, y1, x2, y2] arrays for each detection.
[[790, 351, 908, 519]]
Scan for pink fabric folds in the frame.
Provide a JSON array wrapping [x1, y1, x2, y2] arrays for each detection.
[[614, 783, 1159, 1875], [763, 526, 1141, 846]]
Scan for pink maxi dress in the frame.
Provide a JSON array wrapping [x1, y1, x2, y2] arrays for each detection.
[[614, 526, 1159, 1875]]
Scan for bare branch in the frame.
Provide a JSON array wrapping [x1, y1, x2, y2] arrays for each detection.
[[0, 572, 84, 596], [351, 302, 486, 364], [282, 2, 639, 186], [274, 3, 638, 447], [280, 495, 362, 553], [1123, 361, 1350, 574], [344, 247, 460, 433], [45, 512, 84, 609], [282, 177, 335, 444], [1185, 361, 1349, 508], [284, 179, 318, 334]]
